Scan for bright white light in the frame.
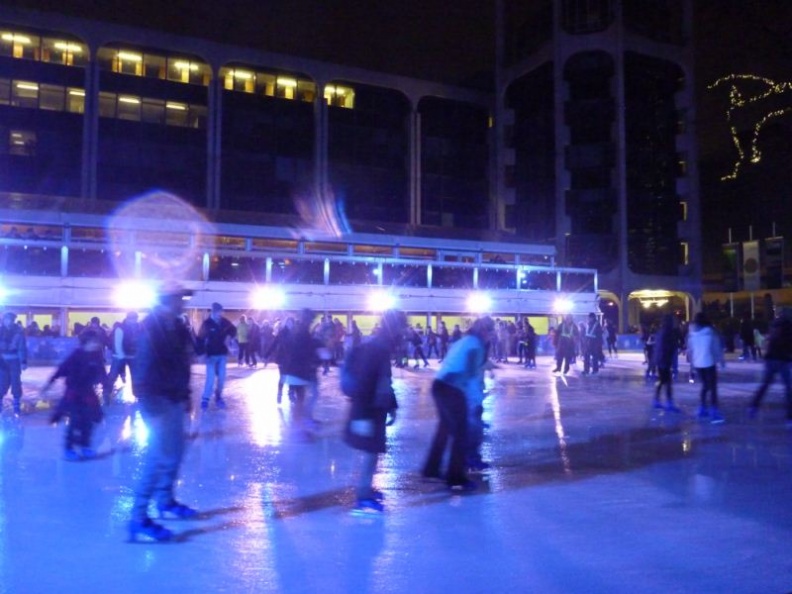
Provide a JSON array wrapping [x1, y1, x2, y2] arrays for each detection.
[[467, 292, 492, 313], [114, 281, 156, 310], [251, 286, 286, 310], [367, 291, 397, 312], [553, 297, 574, 314]]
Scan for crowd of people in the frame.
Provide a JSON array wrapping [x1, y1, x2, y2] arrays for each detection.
[[3, 296, 792, 542]]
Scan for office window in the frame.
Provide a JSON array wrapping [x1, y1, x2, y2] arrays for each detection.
[[11, 81, 38, 108], [141, 98, 166, 124], [39, 84, 65, 111], [98, 92, 116, 117], [67, 88, 85, 113], [0, 78, 9, 105], [117, 95, 141, 121], [144, 54, 167, 79], [0, 31, 40, 60], [41, 38, 87, 66], [8, 130, 36, 156], [165, 101, 188, 127]]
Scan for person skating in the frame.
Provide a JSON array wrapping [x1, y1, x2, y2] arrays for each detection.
[[687, 312, 726, 423], [128, 286, 198, 542], [0, 311, 27, 414], [652, 314, 681, 412], [43, 329, 107, 460], [748, 312, 792, 423], [422, 316, 495, 491], [197, 302, 236, 410], [343, 310, 406, 514]]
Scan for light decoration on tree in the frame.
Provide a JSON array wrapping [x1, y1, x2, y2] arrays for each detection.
[[708, 74, 792, 180]]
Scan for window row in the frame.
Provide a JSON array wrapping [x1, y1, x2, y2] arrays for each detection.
[[0, 245, 594, 292], [0, 30, 87, 66]]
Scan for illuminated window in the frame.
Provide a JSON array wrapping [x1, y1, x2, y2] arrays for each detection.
[[8, 130, 36, 156], [680, 241, 689, 265], [117, 95, 142, 121], [141, 98, 166, 124], [165, 101, 188, 126], [0, 31, 40, 60], [114, 50, 143, 75], [168, 58, 209, 85], [11, 80, 39, 108], [679, 200, 687, 221], [42, 38, 87, 66], [144, 54, 167, 79], [324, 84, 355, 108], [67, 88, 85, 113], [98, 92, 116, 117]]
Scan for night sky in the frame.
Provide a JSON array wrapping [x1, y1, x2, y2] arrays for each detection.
[[6, 0, 792, 274]]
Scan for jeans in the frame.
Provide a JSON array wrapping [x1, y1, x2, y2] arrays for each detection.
[[131, 399, 187, 521], [423, 380, 469, 486], [0, 359, 22, 405], [751, 359, 792, 416], [695, 366, 719, 408], [202, 355, 227, 402]]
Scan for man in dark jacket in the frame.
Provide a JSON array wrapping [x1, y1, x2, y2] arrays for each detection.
[[344, 309, 406, 515], [197, 302, 236, 410], [0, 311, 27, 414], [749, 313, 792, 422], [652, 314, 681, 412], [128, 286, 197, 542]]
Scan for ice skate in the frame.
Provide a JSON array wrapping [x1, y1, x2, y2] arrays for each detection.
[[128, 518, 173, 543]]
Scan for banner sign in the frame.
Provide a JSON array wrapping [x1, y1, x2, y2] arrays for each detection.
[[742, 240, 760, 291], [764, 237, 784, 290]]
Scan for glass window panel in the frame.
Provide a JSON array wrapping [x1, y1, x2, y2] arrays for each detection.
[[188, 104, 207, 129], [141, 251, 203, 281], [519, 269, 557, 290], [168, 58, 193, 83], [251, 238, 298, 252], [165, 102, 188, 126], [432, 265, 474, 289], [209, 256, 265, 282], [66, 88, 85, 113], [141, 98, 165, 124], [270, 258, 324, 285], [0, 78, 10, 105], [328, 261, 379, 285], [117, 96, 141, 121], [12, 81, 39, 108], [11, 244, 61, 276], [39, 84, 65, 111], [257, 73, 276, 97], [116, 50, 143, 75], [383, 263, 427, 287], [68, 248, 121, 278], [8, 130, 36, 156], [191, 62, 211, 85], [41, 38, 87, 66], [144, 54, 167, 79], [96, 47, 115, 71], [98, 92, 116, 117], [478, 267, 516, 290], [297, 80, 316, 102], [560, 271, 595, 292]]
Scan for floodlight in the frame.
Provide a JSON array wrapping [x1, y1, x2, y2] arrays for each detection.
[[251, 286, 286, 310], [553, 297, 573, 314], [467, 292, 492, 313], [367, 291, 397, 312], [114, 281, 156, 310]]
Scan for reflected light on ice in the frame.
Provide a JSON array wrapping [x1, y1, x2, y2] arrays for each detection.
[[548, 378, 572, 475], [241, 370, 284, 447], [122, 411, 150, 447]]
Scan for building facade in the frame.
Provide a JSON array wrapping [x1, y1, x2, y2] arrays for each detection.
[[0, 2, 700, 331]]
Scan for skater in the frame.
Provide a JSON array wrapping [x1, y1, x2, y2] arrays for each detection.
[[281, 309, 327, 429], [422, 316, 495, 491], [197, 302, 236, 410], [748, 312, 792, 421], [605, 320, 618, 357], [687, 312, 726, 423], [42, 328, 107, 460], [652, 314, 681, 412], [128, 286, 198, 542], [105, 311, 139, 402], [582, 312, 603, 375], [264, 317, 293, 404], [552, 315, 577, 374], [0, 311, 27, 414], [408, 325, 429, 368], [522, 322, 537, 369], [343, 309, 406, 514]]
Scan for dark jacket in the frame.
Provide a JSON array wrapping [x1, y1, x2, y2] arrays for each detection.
[[281, 325, 322, 381], [133, 311, 193, 408], [653, 323, 679, 368], [198, 316, 236, 356], [48, 347, 106, 423], [763, 317, 792, 361], [344, 334, 397, 454]]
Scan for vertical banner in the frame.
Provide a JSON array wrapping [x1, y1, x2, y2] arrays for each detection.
[[722, 243, 740, 293], [742, 240, 760, 291], [764, 237, 784, 290]]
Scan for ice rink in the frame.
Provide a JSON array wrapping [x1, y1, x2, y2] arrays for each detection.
[[1, 353, 790, 593]]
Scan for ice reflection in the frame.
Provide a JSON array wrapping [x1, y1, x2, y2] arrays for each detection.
[[122, 410, 150, 448], [548, 377, 572, 475], [241, 370, 284, 446]]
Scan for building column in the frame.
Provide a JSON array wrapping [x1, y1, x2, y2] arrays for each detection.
[[81, 45, 100, 200], [410, 107, 421, 226], [314, 81, 328, 200], [207, 74, 222, 210]]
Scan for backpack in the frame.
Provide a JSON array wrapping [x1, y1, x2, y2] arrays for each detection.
[[340, 343, 373, 399]]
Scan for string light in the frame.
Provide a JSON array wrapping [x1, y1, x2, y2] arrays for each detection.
[[708, 74, 792, 180]]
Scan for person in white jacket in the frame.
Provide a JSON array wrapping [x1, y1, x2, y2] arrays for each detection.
[[687, 312, 726, 423]]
